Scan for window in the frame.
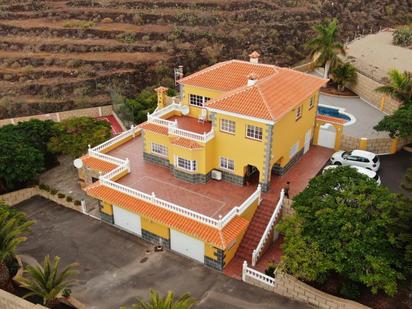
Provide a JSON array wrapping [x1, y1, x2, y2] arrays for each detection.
[[189, 94, 210, 107], [289, 142, 299, 158], [176, 156, 197, 171], [296, 105, 303, 120], [220, 157, 234, 171], [309, 97, 315, 109], [220, 119, 235, 134], [151, 143, 168, 157], [246, 125, 263, 140]]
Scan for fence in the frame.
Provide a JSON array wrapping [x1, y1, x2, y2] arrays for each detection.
[[252, 189, 284, 266], [0, 105, 113, 127]]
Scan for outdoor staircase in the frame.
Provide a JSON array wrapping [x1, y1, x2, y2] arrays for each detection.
[[235, 198, 277, 263]]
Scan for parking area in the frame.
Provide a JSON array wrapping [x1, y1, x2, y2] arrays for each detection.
[[379, 150, 412, 197], [16, 196, 309, 309]]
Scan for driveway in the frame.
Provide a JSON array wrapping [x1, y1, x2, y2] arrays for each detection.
[[379, 150, 412, 197], [16, 196, 309, 309]]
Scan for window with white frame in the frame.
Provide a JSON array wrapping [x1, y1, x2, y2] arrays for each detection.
[[295, 105, 303, 120], [309, 96, 315, 109], [189, 94, 210, 107], [151, 143, 168, 157], [246, 125, 263, 140], [176, 156, 197, 171], [220, 157, 234, 171], [289, 141, 299, 158], [220, 119, 236, 134]]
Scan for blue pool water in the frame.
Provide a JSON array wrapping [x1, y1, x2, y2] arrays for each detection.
[[317, 106, 351, 121]]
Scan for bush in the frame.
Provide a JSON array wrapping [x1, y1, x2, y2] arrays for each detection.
[[393, 26, 412, 47], [265, 261, 278, 278], [57, 193, 65, 199], [50, 188, 58, 195], [39, 183, 50, 192], [66, 196, 73, 202], [62, 288, 72, 298], [74, 200, 81, 206]]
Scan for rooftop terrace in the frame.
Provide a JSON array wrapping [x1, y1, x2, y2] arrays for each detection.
[[166, 115, 212, 134]]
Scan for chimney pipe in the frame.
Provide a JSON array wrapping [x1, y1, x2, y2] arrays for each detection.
[[249, 51, 260, 64], [247, 73, 258, 86]]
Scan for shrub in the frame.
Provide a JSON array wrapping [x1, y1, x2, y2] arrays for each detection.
[[116, 33, 136, 43], [74, 200, 81, 206], [50, 188, 58, 195], [264, 261, 278, 278], [393, 26, 412, 47], [62, 288, 72, 298], [39, 183, 50, 191], [66, 196, 73, 202], [57, 193, 65, 199]]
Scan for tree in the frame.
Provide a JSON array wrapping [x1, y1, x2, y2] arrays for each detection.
[[401, 167, 412, 192], [0, 204, 34, 289], [122, 290, 196, 309], [48, 117, 112, 158], [306, 19, 345, 79], [277, 166, 412, 297], [374, 104, 412, 138], [0, 135, 45, 190], [376, 70, 412, 106], [19, 255, 78, 308], [331, 62, 357, 91], [125, 88, 157, 124]]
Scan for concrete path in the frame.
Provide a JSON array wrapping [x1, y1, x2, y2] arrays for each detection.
[[16, 197, 310, 309]]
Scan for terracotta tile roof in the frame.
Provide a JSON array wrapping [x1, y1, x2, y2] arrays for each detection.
[[139, 122, 168, 135], [316, 114, 346, 125], [178, 60, 278, 91], [171, 137, 204, 149], [207, 68, 328, 121], [81, 155, 117, 172], [86, 184, 248, 249]]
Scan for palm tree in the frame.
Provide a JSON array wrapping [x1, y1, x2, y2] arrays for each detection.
[[307, 19, 345, 79], [331, 62, 357, 91], [0, 207, 34, 290], [123, 290, 196, 309], [18, 255, 78, 308], [376, 69, 412, 105]]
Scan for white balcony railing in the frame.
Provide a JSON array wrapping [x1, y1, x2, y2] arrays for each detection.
[[168, 126, 215, 143], [88, 149, 127, 166], [91, 125, 140, 153], [242, 261, 275, 286], [252, 189, 285, 266]]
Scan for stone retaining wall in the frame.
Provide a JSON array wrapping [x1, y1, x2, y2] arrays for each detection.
[[340, 134, 411, 155], [0, 289, 47, 309], [0, 105, 113, 127], [349, 72, 400, 115]]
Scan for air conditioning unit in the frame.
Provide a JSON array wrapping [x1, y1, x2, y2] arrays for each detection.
[[211, 170, 222, 181]]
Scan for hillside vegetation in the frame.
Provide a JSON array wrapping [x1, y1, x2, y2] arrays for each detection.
[[0, 0, 410, 119]]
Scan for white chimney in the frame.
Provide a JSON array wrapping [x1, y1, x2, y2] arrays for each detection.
[[249, 51, 260, 63], [247, 73, 258, 86]]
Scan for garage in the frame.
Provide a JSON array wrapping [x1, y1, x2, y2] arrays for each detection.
[[113, 205, 142, 236], [170, 229, 205, 263]]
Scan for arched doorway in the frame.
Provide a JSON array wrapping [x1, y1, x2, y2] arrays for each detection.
[[244, 165, 260, 186], [317, 123, 337, 149]]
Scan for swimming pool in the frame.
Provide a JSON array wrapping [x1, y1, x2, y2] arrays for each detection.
[[317, 105, 352, 121]]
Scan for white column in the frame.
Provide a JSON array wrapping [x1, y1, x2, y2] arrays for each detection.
[[81, 199, 86, 213], [242, 261, 247, 281]]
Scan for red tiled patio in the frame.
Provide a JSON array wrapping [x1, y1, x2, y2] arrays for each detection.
[[167, 115, 212, 134]]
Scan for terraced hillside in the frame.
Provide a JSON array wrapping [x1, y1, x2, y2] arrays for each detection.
[[0, 0, 410, 118]]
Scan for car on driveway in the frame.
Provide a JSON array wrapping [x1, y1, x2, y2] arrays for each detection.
[[330, 150, 380, 171], [323, 165, 381, 184]]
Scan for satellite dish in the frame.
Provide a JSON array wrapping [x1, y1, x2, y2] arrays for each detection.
[[73, 158, 84, 169], [180, 105, 190, 116]]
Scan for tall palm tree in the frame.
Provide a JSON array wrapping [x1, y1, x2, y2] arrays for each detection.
[[18, 255, 78, 308], [123, 290, 196, 309], [332, 62, 357, 91], [0, 207, 34, 289], [376, 69, 412, 105], [307, 19, 345, 79]]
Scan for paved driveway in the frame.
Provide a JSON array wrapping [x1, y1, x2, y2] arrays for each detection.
[[379, 150, 412, 197], [16, 197, 309, 309]]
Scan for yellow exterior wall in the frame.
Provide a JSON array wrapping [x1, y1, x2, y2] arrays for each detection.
[[181, 85, 223, 118], [213, 113, 268, 182], [141, 217, 170, 239], [143, 130, 170, 156], [271, 92, 319, 168], [239, 198, 259, 221], [224, 227, 248, 265], [101, 201, 113, 215], [313, 120, 343, 150], [205, 243, 218, 259]]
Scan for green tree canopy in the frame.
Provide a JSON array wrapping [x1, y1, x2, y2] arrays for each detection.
[[331, 62, 357, 91], [125, 88, 157, 124], [277, 166, 412, 297], [306, 18, 345, 79], [376, 70, 412, 106], [374, 104, 412, 138], [48, 117, 112, 158]]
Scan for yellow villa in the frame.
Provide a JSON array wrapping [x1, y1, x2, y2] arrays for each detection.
[[76, 52, 327, 270]]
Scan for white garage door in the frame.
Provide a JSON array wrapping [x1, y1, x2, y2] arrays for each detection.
[[113, 206, 142, 236], [318, 124, 336, 149], [170, 229, 204, 263]]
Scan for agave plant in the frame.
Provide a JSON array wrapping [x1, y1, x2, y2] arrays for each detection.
[[0, 205, 34, 290], [122, 290, 196, 309], [19, 255, 79, 308]]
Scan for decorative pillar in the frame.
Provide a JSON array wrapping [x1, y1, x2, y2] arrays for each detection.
[[359, 137, 368, 150], [154, 86, 168, 109], [380, 94, 386, 111], [390, 138, 399, 154]]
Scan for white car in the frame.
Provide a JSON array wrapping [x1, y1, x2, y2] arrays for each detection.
[[323, 165, 381, 184], [330, 150, 380, 172]]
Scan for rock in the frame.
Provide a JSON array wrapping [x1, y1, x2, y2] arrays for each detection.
[[101, 17, 113, 23]]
